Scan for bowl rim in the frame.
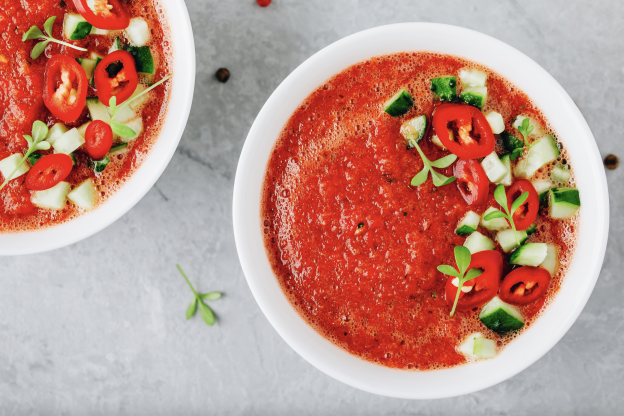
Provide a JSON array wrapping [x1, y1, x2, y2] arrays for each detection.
[[233, 22, 609, 399], [0, 0, 195, 255]]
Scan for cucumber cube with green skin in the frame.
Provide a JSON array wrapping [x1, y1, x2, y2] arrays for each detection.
[[109, 143, 129, 156], [459, 68, 487, 87], [431, 134, 446, 150], [514, 134, 560, 179], [497, 153, 512, 186], [31, 181, 71, 210], [77, 122, 91, 138], [63, 13, 92, 40], [479, 296, 524, 335], [457, 332, 483, 358], [549, 187, 580, 219], [551, 164, 571, 184], [500, 132, 524, 154], [45, 122, 68, 145], [460, 86, 487, 110], [481, 152, 508, 183], [526, 223, 537, 235], [124, 46, 156, 74], [383, 89, 414, 117], [473, 337, 497, 359], [53, 128, 85, 155], [540, 244, 559, 276], [496, 228, 528, 253], [90, 156, 110, 173], [67, 179, 97, 210], [120, 117, 144, 143], [485, 111, 505, 134], [513, 115, 543, 137], [463, 231, 495, 254], [28, 153, 44, 167], [510, 243, 548, 266], [77, 58, 97, 82], [455, 211, 480, 236], [531, 179, 552, 206], [109, 37, 123, 54], [86, 97, 111, 124], [430, 76, 457, 102], [481, 207, 509, 231], [400, 115, 427, 147], [0, 154, 30, 180]]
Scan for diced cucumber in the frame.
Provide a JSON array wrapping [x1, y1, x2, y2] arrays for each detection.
[[90, 27, 110, 36], [128, 84, 151, 110], [90, 51, 104, 61], [473, 337, 497, 359], [551, 164, 571, 184], [53, 128, 85, 155], [531, 179, 552, 206], [77, 58, 97, 82], [125, 17, 150, 47], [120, 117, 144, 142], [67, 179, 97, 210], [90, 156, 110, 173], [45, 122, 68, 145], [513, 115, 543, 137], [431, 134, 446, 150], [383, 89, 414, 117], [123, 46, 156, 75], [481, 152, 508, 183], [108, 104, 135, 124], [526, 223, 537, 235], [89, 54, 103, 87], [31, 181, 71, 210], [514, 134, 560, 179], [496, 228, 528, 253], [28, 152, 44, 167], [459, 68, 487, 87], [77, 122, 91, 138], [481, 207, 509, 231], [510, 243, 548, 266], [0, 153, 29, 180], [479, 296, 524, 335], [549, 187, 580, 219], [430, 76, 456, 102], [63, 13, 92, 41], [455, 211, 480, 236], [501, 132, 524, 154], [109, 142, 129, 155], [498, 153, 512, 186], [86, 97, 111, 123], [400, 115, 427, 147], [485, 111, 505, 134], [460, 86, 487, 110], [463, 231, 495, 254], [540, 244, 559, 276], [108, 37, 123, 54], [457, 332, 483, 358]]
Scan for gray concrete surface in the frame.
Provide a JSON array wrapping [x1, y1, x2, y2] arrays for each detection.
[[1, 0, 622, 414]]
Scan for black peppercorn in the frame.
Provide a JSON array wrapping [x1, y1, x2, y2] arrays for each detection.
[[604, 154, 619, 170], [215, 68, 230, 83]]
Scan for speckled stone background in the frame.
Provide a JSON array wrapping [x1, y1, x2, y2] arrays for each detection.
[[0, 0, 621, 414]]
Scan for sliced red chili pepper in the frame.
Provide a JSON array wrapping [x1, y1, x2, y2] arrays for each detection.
[[94, 50, 139, 106], [432, 103, 496, 159], [72, 0, 130, 30], [43, 55, 88, 123], [453, 159, 489, 206], [499, 266, 550, 305], [506, 179, 539, 231], [26, 154, 73, 191], [85, 120, 114, 160], [444, 250, 503, 312]]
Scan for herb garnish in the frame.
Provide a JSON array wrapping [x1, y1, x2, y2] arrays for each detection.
[[108, 74, 173, 137], [437, 246, 483, 316], [22, 16, 87, 60], [483, 184, 529, 245], [509, 117, 541, 161], [0, 121, 50, 192], [177, 265, 222, 326], [410, 141, 457, 187]]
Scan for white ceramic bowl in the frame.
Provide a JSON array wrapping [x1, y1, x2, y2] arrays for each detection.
[[0, 0, 195, 255], [233, 23, 609, 399]]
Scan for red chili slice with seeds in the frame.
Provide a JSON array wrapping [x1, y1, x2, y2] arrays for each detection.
[[499, 266, 550, 305]]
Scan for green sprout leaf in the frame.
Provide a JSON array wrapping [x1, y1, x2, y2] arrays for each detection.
[[437, 246, 481, 316], [430, 169, 456, 187], [110, 121, 136, 138], [177, 264, 222, 327], [429, 153, 457, 169], [410, 138, 457, 188], [411, 166, 430, 187], [483, 210, 507, 221], [454, 245, 471, 276], [43, 16, 56, 37], [22, 26, 45, 41], [465, 268, 484, 282], [0, 121, 49, 192], [510, 191, 529, 214], [492, 184, 531, 245], [31, 40, 50, 60], [437, 265, 460, 277], [494, 183, 508, 213]]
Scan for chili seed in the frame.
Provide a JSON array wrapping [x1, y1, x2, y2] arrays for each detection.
[[604, 154, 619, 170], [215, 68, 230, 83]]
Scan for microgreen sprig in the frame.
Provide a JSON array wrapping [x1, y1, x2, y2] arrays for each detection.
[[0, 121, 51, 192], [510, 117, 541, 161], [108, 74, 173, 137], [22, 16, 87, 60], [483, 184, 529, 245], [410, 140, 457, 187], [437, 246, 484, 316], [177, 265, 222, 326]]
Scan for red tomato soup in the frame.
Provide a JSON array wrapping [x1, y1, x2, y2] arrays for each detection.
[[261, 52, 579, 370], [0, 0, 172, 231]]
